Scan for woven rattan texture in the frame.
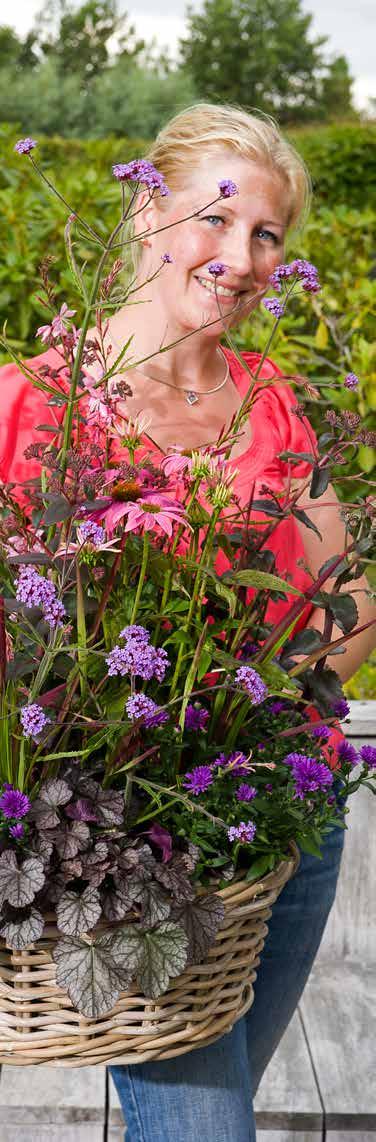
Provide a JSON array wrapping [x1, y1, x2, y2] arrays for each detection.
[[0, 850, 297, 1067]]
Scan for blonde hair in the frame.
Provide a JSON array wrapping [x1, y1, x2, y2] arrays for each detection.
[[129, 102, 311, 268]]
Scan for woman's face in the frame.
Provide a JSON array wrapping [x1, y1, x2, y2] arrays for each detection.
[[139, 151, 290, 339]]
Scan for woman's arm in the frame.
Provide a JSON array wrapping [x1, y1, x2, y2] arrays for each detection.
[[294, 482, 376, 683]]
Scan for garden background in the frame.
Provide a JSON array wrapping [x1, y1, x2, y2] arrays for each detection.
[[1, 0, 375, 696]]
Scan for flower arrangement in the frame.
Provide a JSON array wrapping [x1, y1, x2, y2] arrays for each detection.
[[0, 139, 375, 1022]]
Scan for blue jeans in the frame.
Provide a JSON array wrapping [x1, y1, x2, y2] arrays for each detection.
[[110, 823, 344, 1141]]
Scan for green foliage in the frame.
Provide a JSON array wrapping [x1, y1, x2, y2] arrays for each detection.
[[288, 123, 376, 209], [180, 0, 354, 123]]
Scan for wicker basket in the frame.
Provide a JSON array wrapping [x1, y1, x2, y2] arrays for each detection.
[[0, 845, 298, 1067]]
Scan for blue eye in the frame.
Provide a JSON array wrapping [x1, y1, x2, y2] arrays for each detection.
[[257, 228, 279, 244], [202, 214, 224, 226]]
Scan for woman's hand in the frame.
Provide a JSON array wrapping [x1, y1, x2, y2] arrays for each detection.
[[294, 482, 376, 683]]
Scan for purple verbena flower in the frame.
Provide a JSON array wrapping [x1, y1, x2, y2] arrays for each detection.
[[112, 159, 169, 196], [20, 703, 50, 740], [227, 820, 256, 843], [234, 665, 268, 705], [359, 745, 376, 768], [125, 693, 169, 727], [184, 704, 209, 732], [15, 137, 37, 154], [283, 753, 333, 800], [218, 179, 238, 198], [236, 784, 257, 802], [269, 259, 320, 294], [16, 565, 66, 628], [208, 261, 226, 277], [9, 822, 25, 839], [263, 298, 285, 318], [106, 637, 169, 681], [119, 624, 150, 643], [183, 766, 213, 795], [78, 521, 106, 546], [0, 786, 31, 819], [161, 253, 173, 263], [338, 739, 359, 766], [344, 372, 359, 390]]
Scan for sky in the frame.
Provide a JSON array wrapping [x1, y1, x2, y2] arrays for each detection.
[[2, 0, 375, 110]]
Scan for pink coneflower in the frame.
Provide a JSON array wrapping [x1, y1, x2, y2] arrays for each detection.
[[160, 449, 194, 478], [93, 470, 189, 537]]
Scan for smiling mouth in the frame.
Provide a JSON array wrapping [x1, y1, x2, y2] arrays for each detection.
[[195, 275, 243, 301]]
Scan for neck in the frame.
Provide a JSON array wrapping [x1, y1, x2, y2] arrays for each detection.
[[108, 305, 225, 392]]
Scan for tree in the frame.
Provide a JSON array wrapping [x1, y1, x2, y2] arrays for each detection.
[[179, 0, 354, 123], [319, 56, 354, 121], [37, 0, 143, 80]]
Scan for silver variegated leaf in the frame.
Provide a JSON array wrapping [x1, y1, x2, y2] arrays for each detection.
[[172, 894, 225, 965], [154, 854, 196, 904], [137, 922, 189, 999], [140, 881, 171, 928], [52, 932, 134, 1018], [101, 889, 131, 922], [39, 778, 72, 806], [0, 906, 44, 950], [56, 886, 102, 936], [0, 851, 45, 908]]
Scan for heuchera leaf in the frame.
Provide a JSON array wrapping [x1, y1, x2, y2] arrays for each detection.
[[101, 888, 130, 922], [48, 821, 90, 859], [56, 886, 102, 936], [171, 894, 225, 965], [76, 779, 124, 826], [0, 851, 45, 908], [0, 906, 45, 950], [110, 921, 189, 999], [154, 854, 196, 904], [52, 931, 135, 1018], [139, 881, 171, 929], [39, 778, 72, 807], [80, 844, 112, 887]]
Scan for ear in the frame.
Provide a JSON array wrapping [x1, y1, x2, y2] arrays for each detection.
[[133, 189, 159, 248]]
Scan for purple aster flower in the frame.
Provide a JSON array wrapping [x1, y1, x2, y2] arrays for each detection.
[[227, 820, 256, 843], [78, 521, 105, 546], [0, 786, 31, 819], [234, 665, 268, 705], [338, 739, 359, 767], [265, 783, 273, 792], [214, 751, 252, 776], [9, 822, 25, 839], [208, 261, 226, 277], [20, 703, 50, 740], [16, 565, 65, 628], [161, 253, 173, 263], [218, 179, 238, 198], [125, 693, 169, 727], [184, 704, 209, 732], [344, 372, 359, 390], [310, 724, 331, 740], [359, 745, 376, 769], [331, 697, 350, 719], [183, 766, 213, 795], [15, 137, 37, 155], [236, 784, 257, 802], [263, 298, 285, 318], [283, 754, 333, 799], [327, 795, 336, 806], [112, 159, 169, 196], [268, 699, 287, 715]]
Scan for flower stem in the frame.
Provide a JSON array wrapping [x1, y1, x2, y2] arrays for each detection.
[[130, 532, 149, 624]]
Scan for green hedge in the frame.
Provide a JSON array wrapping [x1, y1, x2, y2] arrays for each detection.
[[288, 122, 376, 209]]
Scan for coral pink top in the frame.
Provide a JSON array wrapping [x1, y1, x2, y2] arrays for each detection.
[[0, 344, 316, 632], [0, 345, 344, 763]]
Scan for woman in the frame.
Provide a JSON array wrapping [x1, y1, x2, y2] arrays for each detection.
[[1, 103, 374, 1141]]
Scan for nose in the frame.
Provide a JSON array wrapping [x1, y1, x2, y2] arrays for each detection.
[[220, 223, 254, 283]]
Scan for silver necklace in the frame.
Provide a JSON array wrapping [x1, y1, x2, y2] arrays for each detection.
[[109, 334, 229, 406]]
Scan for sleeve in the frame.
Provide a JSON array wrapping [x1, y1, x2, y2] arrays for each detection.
[[0, 350, 65, 488]]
